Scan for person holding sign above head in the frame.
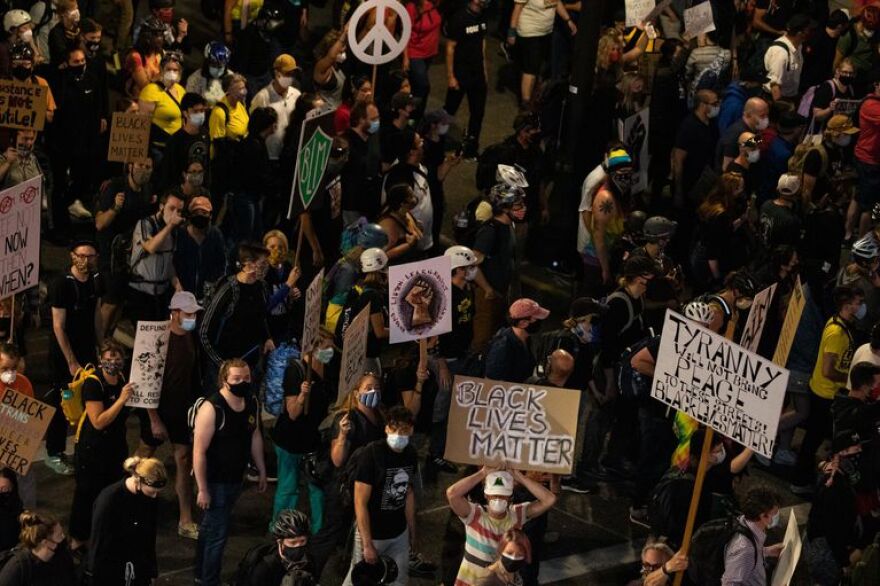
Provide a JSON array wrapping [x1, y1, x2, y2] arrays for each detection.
[[68, 340, 135, 552], [446, 467, 556, 586], [0, 343, 36, 510], [484, 298, 549, 383]]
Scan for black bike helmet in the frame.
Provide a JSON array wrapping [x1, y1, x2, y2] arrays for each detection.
[[272, 509, 310, 539]]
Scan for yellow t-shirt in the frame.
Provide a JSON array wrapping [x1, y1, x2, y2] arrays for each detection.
[[208, 97, 249, 143], [139, 82, 185, 142], [809, 317, 855, 400], [230, 0, 264, 23]]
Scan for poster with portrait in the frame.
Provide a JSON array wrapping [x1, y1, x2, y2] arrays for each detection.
[[618, 108, 650, 194], [127, 320, 171, 408], [388, 256, 453, 344]]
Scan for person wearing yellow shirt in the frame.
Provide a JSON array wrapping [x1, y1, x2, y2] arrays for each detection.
[[138, 52, 186, 163], [224, 0, 264, 43], [209, 73, 249, 143], [792, 285, 863, 494]]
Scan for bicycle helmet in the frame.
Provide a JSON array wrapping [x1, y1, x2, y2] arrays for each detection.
[[10, 41, 35, 62], [3, 9, 32, 33], [272, 509, 310, 538], [625, 210, 647, 236], [643, 216, 678, 242], [727, 271, 758, 298], [622, 255, 660, 279], [488, 183, 525, 210], [204, 41, 231, 65], [496, 164, 529, 189], [852, 234, 880, 263], [360, 248, 389, 273], [445, 245, 479, 270], [683, 301, 714, 325], [357, 223, 389, 249], [351, 555, 399, 585]]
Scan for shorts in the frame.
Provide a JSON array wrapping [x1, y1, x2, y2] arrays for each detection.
[[136, 408, 164, 448], [517, 34, 551, 76], [856, 159, 880, 212], [161, 407, 193, 446]]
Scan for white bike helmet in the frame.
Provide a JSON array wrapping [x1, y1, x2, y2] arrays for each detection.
[[360, 247, 389, 273], [496, 164, 529, 189], [444, 245, 478, 270], [684, 300, 715, 326], [852, 234, 880, 263], [3, 9, 32, 33]]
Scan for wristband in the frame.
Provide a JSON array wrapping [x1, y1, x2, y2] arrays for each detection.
[[662, 564, 673, 577]]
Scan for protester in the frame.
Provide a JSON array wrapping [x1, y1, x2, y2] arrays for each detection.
[[0, 511, 75, 586]]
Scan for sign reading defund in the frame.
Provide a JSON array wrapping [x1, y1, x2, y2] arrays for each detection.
[[445, 376, 580, 475], [651, 311, 789, 458]]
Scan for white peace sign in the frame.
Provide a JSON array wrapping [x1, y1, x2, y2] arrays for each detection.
[[347, 0, 412, 66]]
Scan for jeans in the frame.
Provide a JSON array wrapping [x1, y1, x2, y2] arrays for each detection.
[[310, 476, 352, 579], [272, 446, 325, 533], [343, 528, 410, 586], [194, 482, 242, 586], [408, 57, 432, 119], [792, 393, 833, 486], [427, 356, 465, 458], [444, 74, 487, 145]]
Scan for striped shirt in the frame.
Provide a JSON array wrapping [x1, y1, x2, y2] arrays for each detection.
[[721, 516, 766, 586], [455, 502, 529, 586]]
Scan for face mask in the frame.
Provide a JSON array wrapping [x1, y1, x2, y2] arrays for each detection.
[[233, 88, 248, 101], [856, 303, 868, 320], [523, 320, 541, 334], [574, 322, 593, 344], [16, 146, 32, 158], [189, 111, 205, 127], [768, 511, 781, 528], [164, 70, 179, 85], [735, 298, 753, 311], [336, 51, 347, 63], [315, 347, 335, 364], [609, 50, 621, 63], [746, 149, 760, 164], [835, 135, 852, 147], [190, 215, 210, 229], [68, 63, 85, 77], [437, 123, 450, 135], [228, 380, 253, 397], [86, 40, 101, 55], [367, 119, 380, 134], [0, 492, 12, 506], [180, 317, 197, 331], [281, 544, 307, 568], [465, 266, 479, 281], [0, 370, 17, 385], [839, 454, 862, 485], [707, 105, 720, 118], [73, 257, 91, 273], [11, 66, 31, 80], [101, 360, 123, 374], [501, 554, 525, 573], [488, 498, 509, 515], [132, 168, 152, 186], [839, 74, 855, 85], [386, 433, 409, 451], [359, 389, 381, 408], [709, 445, 726, 466], [755, 117, 769, 131], [186, 172, 204, 187], [20, 28, 33, 43], [208, 65, 225, 79], [276, 74, 293, 89], [865, 28, 876, 38]]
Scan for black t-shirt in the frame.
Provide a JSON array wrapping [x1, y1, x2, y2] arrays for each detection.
[[95, 176, 156, 268], [754, 0, 793, 36], [341, 129, 381, 218], [157, 128, 210, 191], [675, 113, 719, 196], [157, 331, 198, 427], [759, 199, 802, 249], [802, 141, 845, 203], [438, 283, 474, 360], [811, 81, 853, 113], [48, 272, 103, 365], [445, 6, 487, 76], [353, 440, 417, 540], [272, 362, 331, 454], [717, 118, 749, 169], [220, 281, 270, 359], [380, 123, 404, 165], [473, 219, 514, 292], [331, 409, 385, 457], [77, 373, 128, 465]]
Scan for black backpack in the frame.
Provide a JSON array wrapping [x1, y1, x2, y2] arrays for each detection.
[[648, 467, 694, 546], [338, 440, 387, 509], [231, 542, 276, 586], [0, 548, 30, 583], [687, 517, 758, 586], [617, 334, 659, 400], [475, 139, 516, 191]]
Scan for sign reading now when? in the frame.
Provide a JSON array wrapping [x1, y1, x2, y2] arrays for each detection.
[[0, 176, 41, 301]]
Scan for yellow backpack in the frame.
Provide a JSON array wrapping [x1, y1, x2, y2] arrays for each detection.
[[62, 364, 99, 440]]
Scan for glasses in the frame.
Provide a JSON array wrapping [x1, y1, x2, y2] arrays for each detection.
[[641, 562, 663, 574], [73, 253, 98, 260]]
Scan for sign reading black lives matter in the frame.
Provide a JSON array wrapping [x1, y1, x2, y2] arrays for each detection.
[[0, 386, 55, 475], [0, 176, 41, 300], [651, 311, 789, 458], [287, 106, 337, 218], [445, 376, 580, 475]]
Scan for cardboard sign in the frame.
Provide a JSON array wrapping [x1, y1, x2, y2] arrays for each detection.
[[127, 321, 171, 408], [684, 2, 716, 37], [0, 386, 55, 475], [773, 277, 806, 367], [388, 256, 452, 344], [651, 310, 789, 458], [288, 107, 337, 217], [625, 0, 655, 26], [107, 112, 151, 163], [444, 376, 581, 475], [347, 0, 412, 65], [0, 79, 48, 131], [301, 269, 324, 355], [618, 108, 650, 194], [338, 304, 371, 403], [0, 176, 41, 301], [834, 99, 861, 117], [771, 511, 803, 586], [739, 283, 777, 353]]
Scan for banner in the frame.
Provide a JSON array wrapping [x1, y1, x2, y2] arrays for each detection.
[[127, 320, 171, 408], [444, 376, 581, 475], [338, 304, 371, 403], [618, 108, 650, 194], [651, 310, 789, 458], [288, 106, 337, 217], [0, 79, 48, 131], [625, 0, 655, 26], [0, 386, 55, 475], [684, 2, 716, 37], [739, 283, 777, 353], [771, 511, 803, 586], [773, 277, 806, 367], [388, 256, 452, 343], [0, 176, 41, 300], [107, 112, 151, 163], [301, 269, 324, 355]]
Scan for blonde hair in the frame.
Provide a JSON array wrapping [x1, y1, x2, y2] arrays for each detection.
[[698, 172, 743, 220], [123, 456, 167, 487], [335, 372, 381, 413], [18, 511, 58, 549], [619, 73, 648, 114], [263, 229, 289, 251], [596, 30, 623, 71], [315, 29, 343, 60], [218, 358, 249, 388]]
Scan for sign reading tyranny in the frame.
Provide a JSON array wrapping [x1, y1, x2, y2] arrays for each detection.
[[0, 387, 55, 475], [288, 106, 337, 217], [445, 376, 580, 475], [127, 321, 171, 409], [0, 79, 48, 130], [0, 176, 41, 300], [651, 311, 789, 458]]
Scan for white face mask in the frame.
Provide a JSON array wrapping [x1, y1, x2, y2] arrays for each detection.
[[768, 511, 781, 528], [0, 370, 16, 385], [709, 445, 726, 466], [189, 111, 205, 127], [755, 116, 769, 131], [488, 498, 509, 515], [437, 123, 450, 135], [208, 65, 225, 79], [276, 74, 293, 89], [163, 70, 180, 85], [747, 149, 760, 163], [707, 105, 720, 118], [465, 266, 478, 281]]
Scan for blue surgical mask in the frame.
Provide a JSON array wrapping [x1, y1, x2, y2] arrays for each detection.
[[208, 65, 225, 78], [856, 303, 868, 320], [359, 389, 380, 408], [573, 322, 593, 343], [386, 433, 409, 451], [367, 119, 380, 134], [315, 347, 335, 364], [181, 317, 197, 331]]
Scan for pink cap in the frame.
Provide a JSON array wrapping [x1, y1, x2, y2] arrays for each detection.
[[509, 298, 550, 320]]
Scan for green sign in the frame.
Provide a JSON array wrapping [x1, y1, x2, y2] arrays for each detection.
[[298, 127, 333, 209]]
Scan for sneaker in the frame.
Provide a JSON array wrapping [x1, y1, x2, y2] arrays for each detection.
[[430, 457, 458, 474], [560, 476, 593, 494], [773, 449, 797, 466], [178, 522, 199, 540], [629, 506, 650, 528], [45, 455, 74, 476], [409, 551, 437, 577], [246, 463, 278, 483], [789, 483, 813, 496], [461, 136, 479, 161], [67, 199, 93, 219]]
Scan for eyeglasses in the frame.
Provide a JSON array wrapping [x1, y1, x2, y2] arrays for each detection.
[[73, 252, 98, 260], [641, 562, 663, 574]]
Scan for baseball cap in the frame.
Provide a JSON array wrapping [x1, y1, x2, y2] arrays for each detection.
[[189, 196, 213, 214], [509, 298, 550, 321], [776, 173, 801, 196], [827, 114, 860, 134], [274, 53, 298, 73], [484, 471, 514, 496], [169, 291, 204, 313], [569, 297, 608, 321]]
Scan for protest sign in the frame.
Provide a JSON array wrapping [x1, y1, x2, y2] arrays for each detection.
[[127, 321, 171, 408], [773, 277, 806, 367], [739, 283, 777, 353], [388, 256, 452, 343], [107, 112, 151, 162], [347, 0, 412, 65], [445, 376, 580, 475], [651, 310, 789, 458], [834, 99, 860, 117], [618, 108, 650, 194], [625, 0, 654, 26], [338, 304, 371, 403], [644, 0, 671, 23], [288, 106, 337, 217], [0, 79, 48, 131], [0, 386, 55, 475], [683, 2, 716, 37], [0, 176, 41, 300], [771, 511, 803, 586], [301, 269, 324, 355]]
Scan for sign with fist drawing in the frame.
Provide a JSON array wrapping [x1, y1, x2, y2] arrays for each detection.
[[388, 256, 452, 343]]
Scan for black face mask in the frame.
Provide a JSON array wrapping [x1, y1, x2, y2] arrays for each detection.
[[281, 544, 308, 568], [190, 215, 210, 230], [68, 64, 85, 77], [501, 555, 525, 573], [11, 66, 31, 80], [228, 380, 252, 397], [839, 454, 862, 485], [525, 320, 542, 334], [86, 41, 101, 55]]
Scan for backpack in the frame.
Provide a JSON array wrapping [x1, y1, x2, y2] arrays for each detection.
[[604, 290, 643, 340], [262, 343, 303, 417], [745, 39, 789, 81], [617, 334, 659, 400], [687, 517, 758, 586], [788, 141, 828, 177], [798, 80, 835, 119], [0, 548, 30, 583], [647, 467, 694, 544], [231, 542, 276, 586], [187, 395, 226, 432], [453, 195, 490, 248], [61, 364, 98, 426], [338, 440, 386, 509]]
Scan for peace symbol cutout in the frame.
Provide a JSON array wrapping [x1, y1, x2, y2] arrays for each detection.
[[347, 0, 412, 66]]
